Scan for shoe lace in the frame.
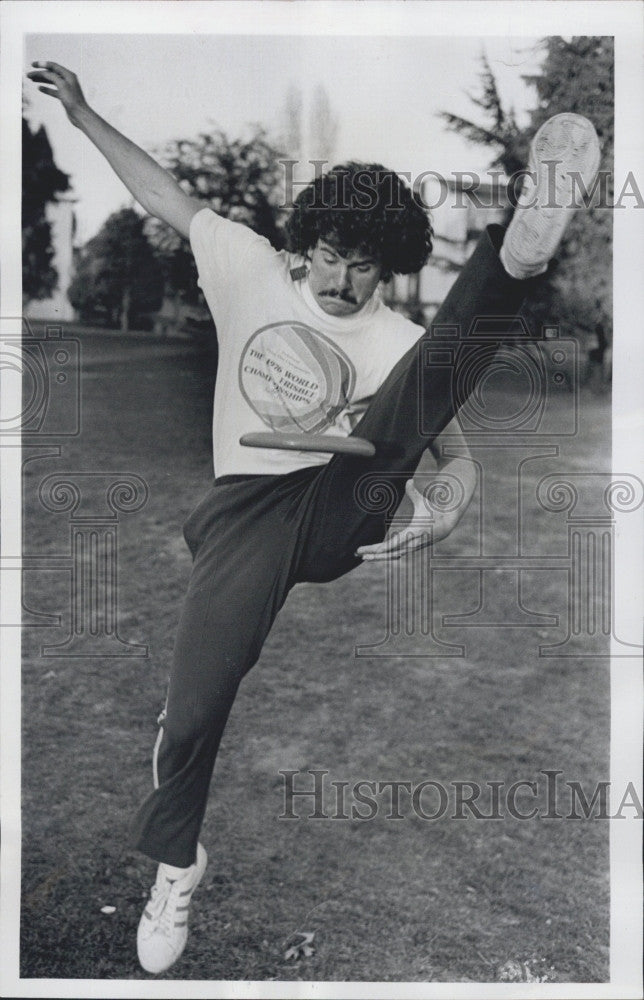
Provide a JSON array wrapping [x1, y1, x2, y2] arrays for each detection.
[[147, 876, 172, 919]]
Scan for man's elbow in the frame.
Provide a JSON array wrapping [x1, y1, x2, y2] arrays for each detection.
[[138, 188, 163, 220]]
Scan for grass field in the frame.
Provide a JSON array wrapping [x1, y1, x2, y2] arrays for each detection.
[[19, 324, 611, 985]]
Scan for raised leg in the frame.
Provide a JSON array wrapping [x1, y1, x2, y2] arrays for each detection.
[[294, 224, 537, 583]]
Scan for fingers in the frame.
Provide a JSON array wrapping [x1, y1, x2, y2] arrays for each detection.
[[356, 540, 400, 561], [31, 60, 73, 78], [27, 61, 85, 120], [27, 69, 61, 86], [27, 64, 73, 103], [356, 531, 432, 562], [43, 61, 72, 76], [27, 62, 76, 92], [359, 543, 423, 562], [359, 548, 404, 562], [37, 86, 60, 99]]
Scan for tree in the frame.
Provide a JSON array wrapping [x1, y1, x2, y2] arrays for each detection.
[[146, 126, 288, 310], [68, 209, 164, 331], [440, 38, 614, 342], [522, 37, 614, 340], [278, 82, 339, 166], [310, 84, 339, 163], [22, 117, 70, 305], [439, 53, 529, 184], [279, 84, 303, 163]]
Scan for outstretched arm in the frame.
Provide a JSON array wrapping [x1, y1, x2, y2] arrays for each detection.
[[356, 413, 477, 562], [27, 61, 201, 239]]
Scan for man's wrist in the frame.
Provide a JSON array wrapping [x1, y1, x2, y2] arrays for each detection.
[[70, 102, 95, 131]]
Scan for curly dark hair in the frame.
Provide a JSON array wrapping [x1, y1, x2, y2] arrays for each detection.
[[285, 161, 433, 280]]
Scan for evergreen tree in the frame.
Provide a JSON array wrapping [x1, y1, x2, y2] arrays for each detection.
[[441, 38, 614, 342], [439, 53, 529, 184], [309, 84, 339, 163], [278, 82, 339, 166], [279, 85, 303, 162], [523, 36, 614, 340], [22, 117, 70, 305]]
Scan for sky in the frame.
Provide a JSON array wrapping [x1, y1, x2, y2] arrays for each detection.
[[23, 32, 545, 243]]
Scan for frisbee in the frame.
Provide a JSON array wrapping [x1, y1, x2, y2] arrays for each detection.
[[240, 431, 375, 457]]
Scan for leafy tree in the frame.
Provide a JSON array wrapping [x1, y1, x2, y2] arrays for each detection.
[[441, 38, 614, 342], [22, 117, 70, 305], [68, 208, 164, 331], [146, 126, 288, 309]]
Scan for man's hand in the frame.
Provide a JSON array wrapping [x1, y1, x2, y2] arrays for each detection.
[[356, 413, 477, 563], [27, 62, 89, 128], [26, 60, 200, 238], [356, 477, 465, 562]]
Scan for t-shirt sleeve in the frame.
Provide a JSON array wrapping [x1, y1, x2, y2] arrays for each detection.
[[189, 208, 273, 327]]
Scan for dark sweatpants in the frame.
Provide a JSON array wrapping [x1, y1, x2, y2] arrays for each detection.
[[131, 224, 535, 867]]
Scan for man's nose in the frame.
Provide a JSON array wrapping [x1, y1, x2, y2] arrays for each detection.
[[336, 264, 351, 291]]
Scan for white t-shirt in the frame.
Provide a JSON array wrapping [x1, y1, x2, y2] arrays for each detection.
[[189, 208, 424, 477]]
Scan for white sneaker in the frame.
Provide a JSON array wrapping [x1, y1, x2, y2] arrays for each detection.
[[137, 843, 208, 974], [501, 112, 601, 278]]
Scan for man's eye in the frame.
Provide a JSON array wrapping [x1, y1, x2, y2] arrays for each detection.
[[322, 257, 337, 265], [355, 265, 372, 273]]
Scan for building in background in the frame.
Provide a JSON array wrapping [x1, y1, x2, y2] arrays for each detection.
[[385, 178, 510, 323]]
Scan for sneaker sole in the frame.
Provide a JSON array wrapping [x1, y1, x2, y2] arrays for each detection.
[[506, 113, 601, 268]]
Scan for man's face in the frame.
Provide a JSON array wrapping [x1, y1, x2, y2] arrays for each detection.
[[308, 238, 383, 317]]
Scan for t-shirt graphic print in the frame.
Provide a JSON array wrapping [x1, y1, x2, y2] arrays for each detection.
[[239, 321, 356, 434], [189, 208, 424, 476]]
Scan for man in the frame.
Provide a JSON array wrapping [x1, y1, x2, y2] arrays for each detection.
[[28, 61, 600, 975]]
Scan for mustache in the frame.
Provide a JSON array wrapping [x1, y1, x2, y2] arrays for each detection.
[[320, 290, 357, 304]]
